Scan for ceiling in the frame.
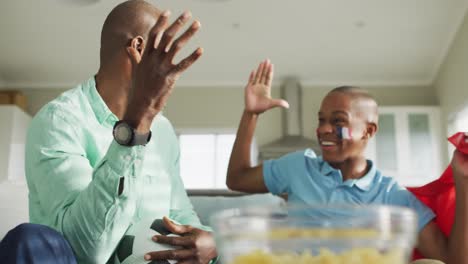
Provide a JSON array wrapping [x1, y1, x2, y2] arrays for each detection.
[[0, 0, 467, 89]]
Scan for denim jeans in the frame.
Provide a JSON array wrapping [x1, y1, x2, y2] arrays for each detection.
[[0, 223, 77, 264]]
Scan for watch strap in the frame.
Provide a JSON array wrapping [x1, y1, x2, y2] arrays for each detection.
[[132, 129, 152, 146]]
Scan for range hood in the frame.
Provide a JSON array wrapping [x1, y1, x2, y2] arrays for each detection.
[[258, 78, 321, 161]]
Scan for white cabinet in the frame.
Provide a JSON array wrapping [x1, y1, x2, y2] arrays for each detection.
[[0, 105, 31, 183], [0, 106, 31, 238], [365, 106, 443, 187]]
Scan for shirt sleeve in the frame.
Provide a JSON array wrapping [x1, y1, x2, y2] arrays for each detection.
[[169, 142, 212, 232], [387, 182, 435, 232], [262, 150, 309, 195], [26, 109, 144, 263]]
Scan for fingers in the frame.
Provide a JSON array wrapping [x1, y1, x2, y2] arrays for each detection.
[[167, 21, 201, 61], [162, 216, 193, 235], [153, 235, 194, 247], [249, 70, 256, 83], [254, 61, 265, 84], [260, 61, 273, 86], [271, 98, 290, 109], [149, 10, 171, 52], [260, 59, 271, 84], [172, 47, 203, 75], [126, 47, 142, 66], [145, 248, 197, 261], [159, 11, 192, 54], [251, 59, 273, 85], [266, 63, 274, 87]]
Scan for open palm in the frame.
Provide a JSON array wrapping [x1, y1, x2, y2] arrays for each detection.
[[245, 60, 289, 114]]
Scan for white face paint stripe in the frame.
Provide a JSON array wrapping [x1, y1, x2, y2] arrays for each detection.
[[338, 126, 352, 139]]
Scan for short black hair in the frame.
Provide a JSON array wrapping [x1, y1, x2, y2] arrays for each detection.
[[329, 86, 377, 104], [327, 86, 379, 123]]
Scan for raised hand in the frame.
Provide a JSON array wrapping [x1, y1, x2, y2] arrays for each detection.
[[452, 132, 468, 182], [244, 59, 289, 114], [124, 10, 203, 131], [144, 217, 217, 264]]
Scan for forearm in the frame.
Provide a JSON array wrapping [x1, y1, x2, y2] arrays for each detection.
[[55, 143, 144, 263], [226, 110, 258, 189], [448, 181, 468, 264]]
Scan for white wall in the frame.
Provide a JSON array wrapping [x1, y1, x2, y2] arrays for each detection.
[[0, 77, 5, 89], [435, 11, 468, 123], [434, 11, 468, 161], [164, 86, 283, 146]]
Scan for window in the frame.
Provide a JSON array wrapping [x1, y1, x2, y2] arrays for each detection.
[[178, 133, 256, 189]]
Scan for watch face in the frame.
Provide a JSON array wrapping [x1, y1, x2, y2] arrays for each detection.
[[115, 123, 132, 145]]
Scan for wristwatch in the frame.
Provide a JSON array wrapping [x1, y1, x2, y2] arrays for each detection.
[[113, 120, 152, 146]]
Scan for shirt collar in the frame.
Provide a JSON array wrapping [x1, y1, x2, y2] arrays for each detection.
[[350, 160, 377, 191], [318, 157, 377, 192], [83, 76, 118, 125], [318, 156, 336, 176]]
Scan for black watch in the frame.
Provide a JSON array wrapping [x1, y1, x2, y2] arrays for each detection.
[[113, 120, 152, 146]]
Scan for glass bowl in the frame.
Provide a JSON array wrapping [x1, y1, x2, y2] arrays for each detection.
[[210, 204, 418, 264]]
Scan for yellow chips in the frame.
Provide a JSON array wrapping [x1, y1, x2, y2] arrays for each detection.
[[228, 228, 405, 264], [230, 248, 405, 264]]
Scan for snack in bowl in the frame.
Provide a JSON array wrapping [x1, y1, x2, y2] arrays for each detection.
[[210, 205, 418, 264]]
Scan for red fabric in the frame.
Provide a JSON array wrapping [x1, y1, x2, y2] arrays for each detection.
[[407, 132, 468, 260]]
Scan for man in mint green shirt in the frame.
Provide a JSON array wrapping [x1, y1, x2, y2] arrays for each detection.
[[25, 1, 216, 263]]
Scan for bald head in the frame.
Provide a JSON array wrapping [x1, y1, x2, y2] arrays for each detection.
[[327, 86, 379, 124], [100, 0, 160, 66]]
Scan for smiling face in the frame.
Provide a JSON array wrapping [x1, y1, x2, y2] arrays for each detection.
[[317, 89, 378, 164]]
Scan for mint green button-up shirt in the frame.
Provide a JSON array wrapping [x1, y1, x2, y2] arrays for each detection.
[[25, 77, 208, 263]]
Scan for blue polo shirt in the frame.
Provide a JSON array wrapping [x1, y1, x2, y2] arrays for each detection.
[[263, 149, 435, 232]]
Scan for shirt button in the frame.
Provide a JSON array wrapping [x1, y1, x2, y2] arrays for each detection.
[[135, 159, 141, 166], [125, 155, 132, 161]]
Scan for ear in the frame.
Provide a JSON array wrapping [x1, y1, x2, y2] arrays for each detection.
[[131, 36, 145, 54], [126, 36, 145, 65], [365, 122, 378, 139]]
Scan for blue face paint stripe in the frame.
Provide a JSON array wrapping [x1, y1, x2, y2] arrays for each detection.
[[337, 126, 351, 139], [337, 126, 343, 139]]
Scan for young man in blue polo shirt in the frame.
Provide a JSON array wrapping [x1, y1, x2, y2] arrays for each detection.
[[226, 59, 468, 263]]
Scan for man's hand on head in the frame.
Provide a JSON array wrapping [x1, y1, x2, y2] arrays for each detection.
[[144, 217, 217, 264], [124, 10, 203, 133]]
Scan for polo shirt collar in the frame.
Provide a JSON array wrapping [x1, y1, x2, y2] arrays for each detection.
[[318, 157, 377, 192]]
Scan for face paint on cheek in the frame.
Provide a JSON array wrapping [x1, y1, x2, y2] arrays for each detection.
[[337, 126, 352, 140]]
